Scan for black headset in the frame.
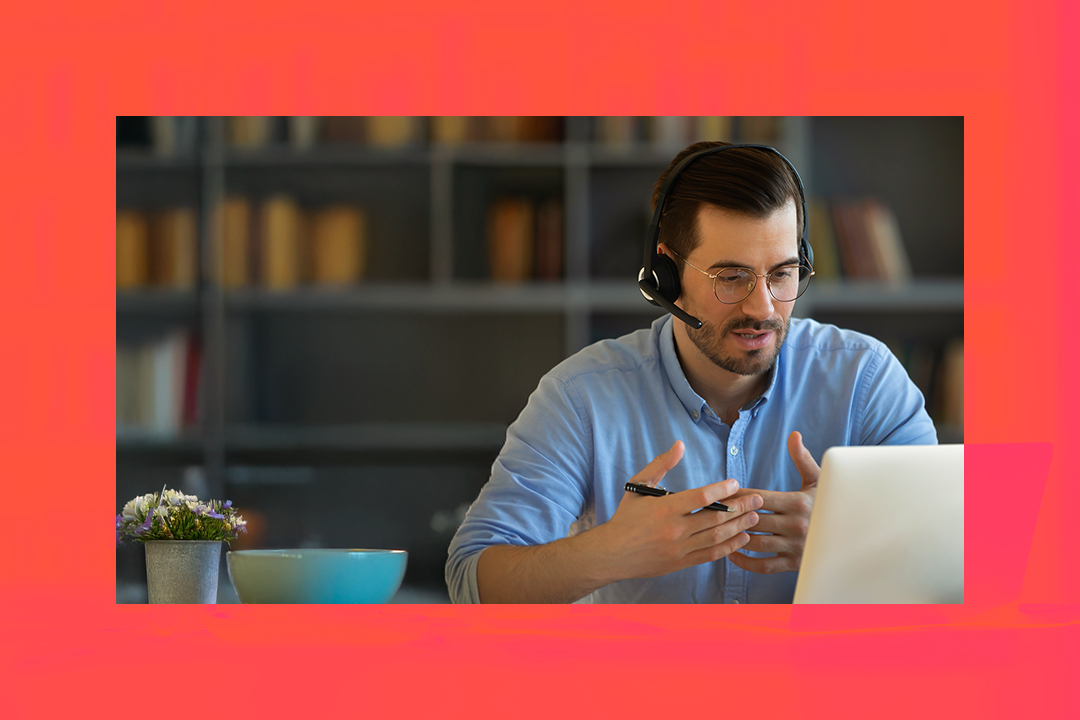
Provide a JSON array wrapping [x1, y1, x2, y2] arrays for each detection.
[[637, 143, 813, 329]]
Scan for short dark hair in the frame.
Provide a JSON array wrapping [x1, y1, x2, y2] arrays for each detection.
[[651, 140, 805, 261]]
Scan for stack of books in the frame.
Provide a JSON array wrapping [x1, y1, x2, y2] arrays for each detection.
[[116, 208, 199, 290], [486, 197, 563, 282], [215, 196, 369, 290]]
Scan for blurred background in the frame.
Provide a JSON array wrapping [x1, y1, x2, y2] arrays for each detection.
[[116, 116, 963, 602]]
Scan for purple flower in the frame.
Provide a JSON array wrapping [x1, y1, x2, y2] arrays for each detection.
[[224, 500, 232, 509]]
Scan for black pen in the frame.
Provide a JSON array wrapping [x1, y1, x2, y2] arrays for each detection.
[[624, 482, 735, 512]]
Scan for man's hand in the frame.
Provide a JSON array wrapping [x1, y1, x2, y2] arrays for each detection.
[[477, 441, 764, 603], [593, 441, 764, 581], [727, 431, 820, 574]]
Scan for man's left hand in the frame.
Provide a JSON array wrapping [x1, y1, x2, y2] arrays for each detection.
[[726, 430, 819, 574]]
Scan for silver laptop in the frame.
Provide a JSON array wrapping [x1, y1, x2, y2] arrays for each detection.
[[793, 444, 964, 604]]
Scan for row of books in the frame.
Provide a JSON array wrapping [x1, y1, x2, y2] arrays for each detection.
[[216, 197, 369, 290], [118, 116, 782, 154], [116, 331, 201, 436], [807, 198, 912, 282], [116, 200, 370, 291], [891, 337, 964, 430], [116, 208, 199, 289], [486, 198, 563, 282], [593, 116, 781, 148]]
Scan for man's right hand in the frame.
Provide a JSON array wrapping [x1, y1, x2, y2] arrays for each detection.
[[592, 441, 763, 581], [476, 441, 762, 603]]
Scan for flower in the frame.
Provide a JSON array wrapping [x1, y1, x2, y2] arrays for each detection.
[[115, 487, 247, 545]]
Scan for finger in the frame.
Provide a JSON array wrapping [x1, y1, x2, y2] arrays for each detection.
[[672, 477, 752, 514], [787, 431, 821, 491], [728, 550, 799, 574], [741, 532, 795, 555], [686, 510, 759, 552], [727, 488, 811, 516], [680, 530, 754, 568], [629, 441, 685, 488]]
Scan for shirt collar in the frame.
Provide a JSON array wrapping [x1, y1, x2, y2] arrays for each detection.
[[657, 315, 781, 420]]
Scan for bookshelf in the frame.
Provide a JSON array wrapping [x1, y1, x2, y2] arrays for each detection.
[[116, 116, 964, 594]]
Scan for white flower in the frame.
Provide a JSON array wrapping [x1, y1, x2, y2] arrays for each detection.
[[163, 489, 188, 506]]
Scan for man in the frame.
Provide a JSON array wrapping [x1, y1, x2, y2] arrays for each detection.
[[446, 141, 937, 603]]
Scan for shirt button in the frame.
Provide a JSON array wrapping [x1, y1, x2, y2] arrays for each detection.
[[730, 446, 739, 456], [729, 599, 741, 604], [691, 411, 699, 420]]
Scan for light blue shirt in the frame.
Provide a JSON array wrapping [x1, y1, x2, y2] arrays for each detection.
[[446, 315, 937, 603]]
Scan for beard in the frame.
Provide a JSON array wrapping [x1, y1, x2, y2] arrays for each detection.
[[685, 313, 790, 377]]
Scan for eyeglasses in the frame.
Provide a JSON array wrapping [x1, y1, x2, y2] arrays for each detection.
[[670, 249, 815, 304]]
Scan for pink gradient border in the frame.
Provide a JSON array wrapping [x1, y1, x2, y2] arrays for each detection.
[[3, 0, 1078, 716]]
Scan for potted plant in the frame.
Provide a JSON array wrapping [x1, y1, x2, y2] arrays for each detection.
[[117, 487, 247, 603]]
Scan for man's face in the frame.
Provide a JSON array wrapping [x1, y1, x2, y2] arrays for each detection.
[[668, 201, 800, 377]]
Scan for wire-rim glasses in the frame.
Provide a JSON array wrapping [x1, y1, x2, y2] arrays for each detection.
[[669, 249, 815, 304]]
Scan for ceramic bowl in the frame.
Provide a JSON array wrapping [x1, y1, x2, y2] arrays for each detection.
[[226, 548, 408, 604]]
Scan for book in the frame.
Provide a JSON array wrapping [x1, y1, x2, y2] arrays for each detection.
[[217, 197, 251, 288], [116, 344, 139, 429], [366, 116, 421, 147], [863, 199, 912, 283], [117, 331, 199, 437], [937, 338, 964, 429], [149, 117, 197, 157], [649, 116, 692, 150], [518, 116, 562, 143], [288, 116, 321, 149], [806, 198, 841, 281], [116, 209, 150, 289], [310, 205, 368, 285], [487, 198, 535, 282], [151, 331, 188, 434], [595, 117, 639, 148], [534, 199, 563, 280], [151, 207, 199, 289], [831, 201, 879, 280], [695, 116, 734, 142], [431, 116, 472, 145], [320, 116, 367, 143], [182, 334, 202, 428], [739, 116, 782, 143], [260, 195, 305, 290], [226, 116, 273, 147]]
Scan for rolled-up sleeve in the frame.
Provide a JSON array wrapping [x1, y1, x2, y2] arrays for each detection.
[[857, 344, 939, 446], [445, 372, 594, 603]]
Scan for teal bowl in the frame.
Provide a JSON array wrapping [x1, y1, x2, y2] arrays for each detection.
[[227, 549, 408, 604]]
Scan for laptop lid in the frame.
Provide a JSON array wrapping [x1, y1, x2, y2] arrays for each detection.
[[792, 444, 964, 604]]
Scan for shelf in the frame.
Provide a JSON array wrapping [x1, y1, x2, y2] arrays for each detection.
[[222, 145, 432, 167], [116, 289, 200, 315], [217, 279, 963, 316], [796, 279, 964, 314], [116, 430, 205, 463], [221, 423, 508, 464], [116, 150, 199, 169]]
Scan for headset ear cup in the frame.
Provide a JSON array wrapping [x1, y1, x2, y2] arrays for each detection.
[[651, 253, 682, 304]]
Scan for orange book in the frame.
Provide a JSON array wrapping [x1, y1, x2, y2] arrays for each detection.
[[217, 198, 250, 288], [366, 117, 420, 147], [310, 206, 367, 285], [488, 198, 535, 282], [151, 207, 198, 289], [431, 116, 472, 145], [116, 209, 150, 289], [260, 195, 305, 290], [534, 199, 563, 280]]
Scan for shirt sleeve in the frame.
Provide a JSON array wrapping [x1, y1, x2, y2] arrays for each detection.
[[856, 343, 939, 446], [445, 371, 595, 603]]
